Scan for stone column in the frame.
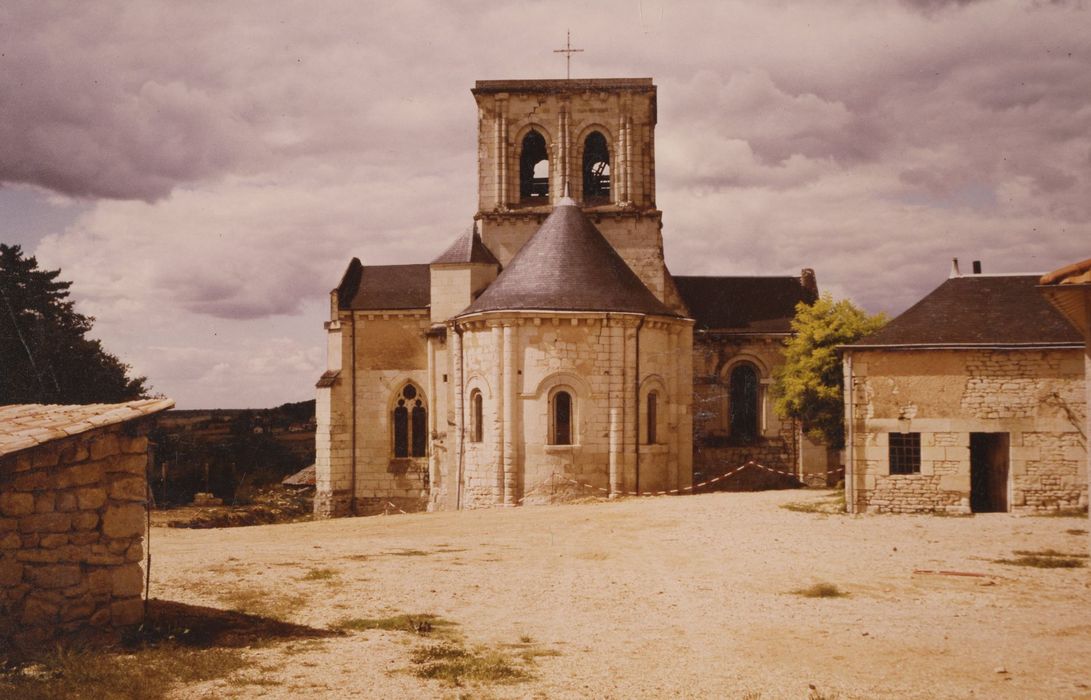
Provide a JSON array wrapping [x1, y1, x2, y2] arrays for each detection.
[[667, 326, 679, 490], [623, 320, 638, 491], [426, 335, 438, 507], [503, 323, 518, 505], [609, 407, 622, 497], [616, 114, 627, 203], [625, 116, 634, 206], [492, 323, 504, 504]]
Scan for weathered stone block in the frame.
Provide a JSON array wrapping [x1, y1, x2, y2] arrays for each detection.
[[125, 542, 143, 562], [29, 564, 81, 589], [111, 563, 144, 597], [0, 558, 23, 586], [13, 470, 49, 492], [21, 595, 59, 625], [16, 548, 60, 563], [0, 518, 16, 532], [75, 487, 108, 511], [87, 569, 112, 595], [59, 441, 90, 464], [120, 436, 148, 455], [56, 492, 78, 513], [19, 512, 71, 534], [31, 447, 60, 468], [102, 504, 144, 538], [0, 493, 35, 517], [73, 511, 100, 531], [89, 606, 111, 626], [0, 533, 21, 550], [34, 492, 56, 514], [61, 597, 96, 622], [57, 462, 105, 488], [110, 597, 144, 626], [39, 534, 69, 549], [109, 476, 146, 502], [109, 454, 147, 475], [89, 434, 120, 461]]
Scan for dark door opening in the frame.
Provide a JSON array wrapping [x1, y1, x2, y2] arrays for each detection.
[[970, 432, 1009, 513]]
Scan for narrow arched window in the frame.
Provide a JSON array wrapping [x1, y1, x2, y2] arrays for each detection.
[[469, 390, 483, 443], [582, 131, 610, 202], [729, 364, 759, 443], [551, 390, 572, 445], [646, 391, 658, 445], [393, 384, 427, 458], [519, 130, 549, 200]]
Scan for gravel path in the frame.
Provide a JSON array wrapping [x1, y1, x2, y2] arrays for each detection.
[[151, 489, 1091, 699]]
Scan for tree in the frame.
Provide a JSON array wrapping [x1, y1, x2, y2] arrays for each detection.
[[773, 293, 886, 448], [0, 243, 148, 404]]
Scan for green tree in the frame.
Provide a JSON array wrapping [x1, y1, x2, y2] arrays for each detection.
[[0, 243, 148, 404], [773, 293, 886, 448]]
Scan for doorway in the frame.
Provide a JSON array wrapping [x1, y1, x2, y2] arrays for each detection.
[[970, 433, 1009, 513]]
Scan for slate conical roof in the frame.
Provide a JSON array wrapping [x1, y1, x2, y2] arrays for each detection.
[[460, 198, 677, 317], [431, 225, 500, 265]]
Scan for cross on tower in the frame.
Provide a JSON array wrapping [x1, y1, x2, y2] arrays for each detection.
[[553, 30, 584, 80]]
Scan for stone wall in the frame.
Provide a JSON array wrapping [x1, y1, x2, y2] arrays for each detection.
[[0, 423, 148, 648], [691, 334, 809, 490], [846, 348, 1087, 513]]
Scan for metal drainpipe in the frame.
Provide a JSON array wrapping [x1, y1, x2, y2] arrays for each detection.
[[350, 313, 357, 515], [634, 315, 646, 495], [455, 323, 466, 511], [843, 352, 854, 513]]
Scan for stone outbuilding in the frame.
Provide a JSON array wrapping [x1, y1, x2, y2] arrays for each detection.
[[842, 265, 1086, 514], [315, 77, 828, 517], [0, 399, 173, 648]]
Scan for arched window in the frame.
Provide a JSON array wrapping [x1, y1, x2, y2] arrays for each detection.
[[582, 131, 610, 201], [729, 364, 760, 443], [469, 390, 483, 443], [550, 390, 573, 445], [519, 130, 549, 201], [393, 383, 427, 458], [646, 391, 658, 445]]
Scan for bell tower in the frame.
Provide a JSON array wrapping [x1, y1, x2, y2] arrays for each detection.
[[471, 78, 681, 308]]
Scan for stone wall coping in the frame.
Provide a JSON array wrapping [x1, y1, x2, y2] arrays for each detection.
[[0, 399, 174, 458], [844, 343, 1083, 351]]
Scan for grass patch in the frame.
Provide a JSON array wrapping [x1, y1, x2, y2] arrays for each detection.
[[995, 550, 1087, 568], [792, 583, 849, 598], [0, 641, 246, 700], [409, 642, 529, 686], [330, 613, 456, 637], [781, 492, 845, 515], [218, 588, 306, 620], [1066, 529, 1088, 536], [301, 568, 339, 581]]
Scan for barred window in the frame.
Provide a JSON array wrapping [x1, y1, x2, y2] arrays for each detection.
[[889, 432, 921, 475]]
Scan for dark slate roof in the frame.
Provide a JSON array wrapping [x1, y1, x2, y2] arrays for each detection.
[[852, 275, 1083, 348], [431, 227, 500, 265], [337, 259, 430, 310], [673, 276, 816, 332], [459, 198, 677, 317]]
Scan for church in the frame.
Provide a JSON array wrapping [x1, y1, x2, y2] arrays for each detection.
[[314, 77, 825, 517]]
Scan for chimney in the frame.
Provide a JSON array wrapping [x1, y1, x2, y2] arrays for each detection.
[[800, 268, 818, 298], [972, 260, 982, 274], [950, 258, 961, 278]]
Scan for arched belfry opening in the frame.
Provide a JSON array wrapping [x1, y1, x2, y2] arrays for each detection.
[[582, 131, 611, 202], [519, 130, 549, 201]]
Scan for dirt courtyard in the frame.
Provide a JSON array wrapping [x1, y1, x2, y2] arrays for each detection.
[[150, 489, 1091, 699]]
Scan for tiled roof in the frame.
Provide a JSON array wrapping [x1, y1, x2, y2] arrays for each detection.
[[432, 228, 500, 266], [852, 275, 1082, 348], [673, 276, 816, 332], [460, 198, 677, 318], [339, 262, 430, 311], [0, 399, 175, 458], [1041, 257, 1091, 286]]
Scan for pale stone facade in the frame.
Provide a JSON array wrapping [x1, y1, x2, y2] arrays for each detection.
[[844, 273, 1087, 514], [0, 400, 172, 647], [315, 78, 819, 517]]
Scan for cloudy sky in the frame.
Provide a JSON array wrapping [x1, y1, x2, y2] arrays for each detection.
[[1, 0, 1088, 408]]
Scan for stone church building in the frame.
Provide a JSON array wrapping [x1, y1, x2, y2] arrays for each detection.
[[315, 78, 822, 517]]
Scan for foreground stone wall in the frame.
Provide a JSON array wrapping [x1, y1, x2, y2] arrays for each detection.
[[0, 423, 148, 648], [847, 348, 1087, 513]]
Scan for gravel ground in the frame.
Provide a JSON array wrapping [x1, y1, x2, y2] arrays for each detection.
[[150, 489, 1091, 699]]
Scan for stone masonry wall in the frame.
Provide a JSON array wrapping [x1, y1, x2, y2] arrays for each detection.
[[0, 423, 148, 648], [848, 348, 1086, 514]]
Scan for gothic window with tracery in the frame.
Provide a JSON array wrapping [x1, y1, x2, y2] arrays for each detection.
[[519, 130, 549, 200], [393, 383, 427, 458]]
